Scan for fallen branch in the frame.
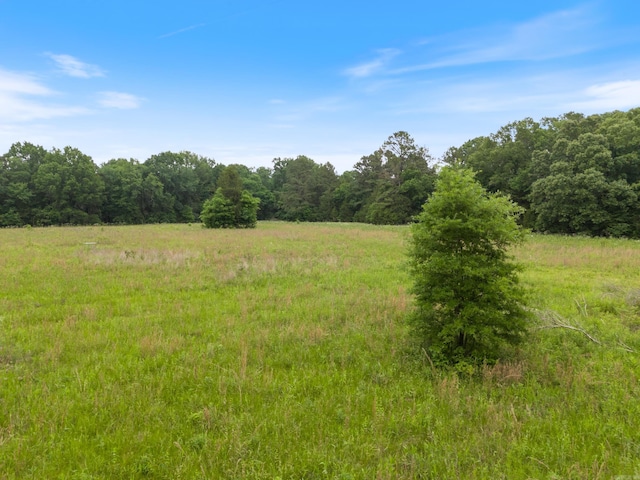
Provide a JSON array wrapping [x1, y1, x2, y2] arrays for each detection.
[[528, 308, 638, 354], [617, 340, 636, 353], [531, 308, 602, 345], [422, 348, 436, 375]]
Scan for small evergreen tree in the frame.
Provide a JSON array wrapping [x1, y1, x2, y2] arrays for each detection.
[[237, 190, 259, 228], [201, 166, 259, 228], [201, 190, 236, 228], [408, 167, 530, 365]]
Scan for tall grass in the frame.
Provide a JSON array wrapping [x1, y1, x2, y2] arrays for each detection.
[[0, 223, 639, 479]]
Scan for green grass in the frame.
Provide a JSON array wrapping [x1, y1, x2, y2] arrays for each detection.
[[1, 222, 639, 479]]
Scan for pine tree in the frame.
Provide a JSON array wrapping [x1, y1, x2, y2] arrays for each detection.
[[408, 167, 530, 364]]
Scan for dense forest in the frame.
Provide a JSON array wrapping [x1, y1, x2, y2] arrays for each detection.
[[444, 108, 640, 237], [1, 108, 639, 237]]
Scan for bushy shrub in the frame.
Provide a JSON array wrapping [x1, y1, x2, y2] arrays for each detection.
[[408, 167, 531, 365], [201, 190, 235, 228], [201, 188, 259, 229]]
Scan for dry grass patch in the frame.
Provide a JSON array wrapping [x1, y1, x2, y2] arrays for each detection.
[[514, 236, 640, 273], [482, 360, 526, 386], [139, 331, 186, 357], [82, 248, 202, 267], [279, 323, 330, 347]]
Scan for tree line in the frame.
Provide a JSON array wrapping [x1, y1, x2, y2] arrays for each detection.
[[444, 108, 640, 237], [0, 131, 436, 228], [1, 107, 639, 236]]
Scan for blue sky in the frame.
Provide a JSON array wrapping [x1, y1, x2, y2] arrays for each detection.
[[1, 1, 639, 172]]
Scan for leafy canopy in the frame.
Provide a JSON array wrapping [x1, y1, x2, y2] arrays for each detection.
[[201, 166, 259, 228], [408, 167, 530, 365]]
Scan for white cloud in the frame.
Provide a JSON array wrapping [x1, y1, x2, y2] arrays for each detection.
[[98, 91, 143, 109], [0, 68, 89, 122], [392, 6, 600, 74], [158, 23, 206, 39], [47, 53, 105, 78], [0, 68, 52, 95], [570, 80, 640, 111], [0, 92, 90, 122], [344, 49, 401, 78], [380, 68, 580, 120]]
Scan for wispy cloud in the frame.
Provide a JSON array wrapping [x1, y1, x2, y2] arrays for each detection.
[[427, 6, 595, 69], [0, 93, 90, 122], [47, 53, 105, 78], [159, 23, 206, 39], [0, 68, 53, 95], [338, 5, 637, 122], [569, 80, 640, 111], [0, 68, 90, 122], [98, 91, 143, 109], [374, 6, 602, 75], [343, 49, 401, 79], [383, 63, 640, 122]]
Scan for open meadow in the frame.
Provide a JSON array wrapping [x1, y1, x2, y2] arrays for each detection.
[[1, 222, 640, 479]]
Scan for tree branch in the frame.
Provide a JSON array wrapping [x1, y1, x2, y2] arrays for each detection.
[[531, 308, 602, 345]]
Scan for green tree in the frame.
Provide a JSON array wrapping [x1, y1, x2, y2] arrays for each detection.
[[443, 118, 555, 211], [236, 190, 260, 228], [0, 145, 39, 226], [216, 164, 244, 203], [332, 170, 363, 222], [201, 166, 259, 228], [251, 166, 277, 220], [529, 131, 640, 237], [200, 191, 236, 228], [143, 151, 216, 222], [221, 164, 276, 219], [408, 167, 530, 365], [353, 151, 384, 214], [344, 131, 436, 224], [2, 143, 48, 225], [444, 108, 640, 237], [530, 166, 639, 237], [99, 158, 145, 224], [365, 187, 412, 225], [272, 156, 338, 221], [31, 146, 104, 225], [140, 173, 175, 223], [597, 111, 640, 183]]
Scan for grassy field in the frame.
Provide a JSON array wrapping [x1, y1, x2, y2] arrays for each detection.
[[1, 222, 639, 479]]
